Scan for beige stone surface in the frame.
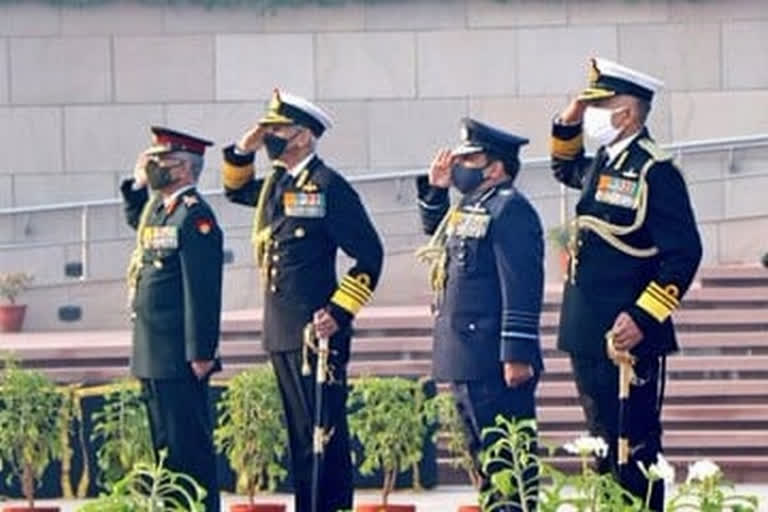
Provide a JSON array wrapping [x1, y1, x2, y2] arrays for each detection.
[[13, 173, 115, 208], [10, 37, 111, 104], [670, 91, 768, 141], [568, 0, 668, 24], [518, 25, 618, 96], [418, 30, 518, 97], [215, 34, 314, 101], [317, 100, 370, 170], [723, 21, 768, 89], [114, 36, 214, 102], [368, 99, 467, 168], [60, 2, 165, 35], [64, 104, 164, 173], [619, 24, 721, 91], [365, 0, 466, 30], [469, 95, 569, 156], [0, 3, 60, 36], [467, 0, 567, 28], [316, 32, 416, 99], [0, 39, 7, 105], [0, 107, 63, 174]]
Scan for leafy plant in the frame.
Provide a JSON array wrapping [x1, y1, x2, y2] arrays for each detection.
[[347, 376, 438, 507], [0, 357, 64, 509], [77, 450, 207, 512], [0, 272, 33, 305], [666, 460, 758, 512], [546, 224, 573, 252], [434, 392, 482, 490], [214, 365, 288, 506], [91, 380, 154, 490], [481, 416, 761, 512]]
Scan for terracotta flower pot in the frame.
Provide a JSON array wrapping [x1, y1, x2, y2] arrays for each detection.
[[356, 505, 416, 512], [230, 504, 286, 512], [0, 304, 27, 333], [457, 507, 480, 512], [3, 507, 60, 512]]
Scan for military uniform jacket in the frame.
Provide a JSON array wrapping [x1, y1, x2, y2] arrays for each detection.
[[550, 124, 703, 359], [418, 178, 545, 382], [222, 148, 384, 356], [121, 180, 224, 379]]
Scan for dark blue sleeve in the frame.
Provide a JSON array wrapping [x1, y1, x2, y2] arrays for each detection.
[[491, 196, 545, 369], [416, 175, 450, 235]]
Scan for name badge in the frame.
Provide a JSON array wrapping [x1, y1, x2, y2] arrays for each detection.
[[141, 226, 179, 250], [448, 211, 491, 239], [595, 174, 640, 209], [283, 192, 326, 218]]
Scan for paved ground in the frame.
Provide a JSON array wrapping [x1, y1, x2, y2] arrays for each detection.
[[9, 485, 768, 511]]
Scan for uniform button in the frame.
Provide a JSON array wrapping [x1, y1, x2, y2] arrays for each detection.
[[270, 284, 278, 293], [273, 240, 280, 249], [460, 240, 466, 247], [270, 268, 278, 277], [468, 323, 476, 331], [130, 312, 137, 321], [294, 227, 306, 238], [153, 260, 163, 269], [272, 254, 280, 262]]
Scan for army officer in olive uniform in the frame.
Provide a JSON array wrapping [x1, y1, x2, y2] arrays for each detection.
[[550, 58, 702, 510], [122, 127, 223, 512], [221, 90, 383, 512], [417, 118, 544, 509]]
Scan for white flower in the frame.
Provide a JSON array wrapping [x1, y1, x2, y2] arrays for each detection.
[[647, 454, 675, 484], [686, 459, 721, 483], [563, 435, 609, 458]]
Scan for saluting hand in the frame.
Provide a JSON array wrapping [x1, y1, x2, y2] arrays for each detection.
[[504, 361, 533, 388], [236, 124, 267, 153], [191, 360, 215, 380], [611, 312, 644, 351], [314, 309, 339, 340], [560, 97, 588, 125], [428, 148, 453, 189], [133, 151, 150, 188]]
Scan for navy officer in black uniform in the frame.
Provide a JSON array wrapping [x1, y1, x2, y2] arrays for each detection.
[[550, 58, 703, 510], [122, 127, 223, 512], [417, 118, 544, 509], [221, 90, 383, 512]]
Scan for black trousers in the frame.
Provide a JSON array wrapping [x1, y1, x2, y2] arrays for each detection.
[[451, 373, 538, 511], [270, 349, 353, 512], [570, 354, 665, 511], [141, 375, 220, 512]]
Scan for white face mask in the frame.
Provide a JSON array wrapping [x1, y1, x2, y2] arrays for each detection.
[[583, 106, 622, 147]]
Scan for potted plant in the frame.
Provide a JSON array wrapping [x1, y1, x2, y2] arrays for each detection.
[[214, 366, 288, 512], [77, 450, 206, 512], [547, 224, 574, 279], [90, 380, 154, 490], [434, 393, 483, 512], [348, 376, 437, 512], [0, 273, 33, 333], [0, 358, 64, 512]]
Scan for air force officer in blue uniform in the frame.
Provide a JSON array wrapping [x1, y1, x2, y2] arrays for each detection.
[[417, 118, 544, 509]]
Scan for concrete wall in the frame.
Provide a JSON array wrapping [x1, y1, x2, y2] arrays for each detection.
[[1, 0, 768, 329]]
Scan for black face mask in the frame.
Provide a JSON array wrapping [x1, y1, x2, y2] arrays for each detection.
[[451, 162, 489, 194], [145, 160, 180, 190], [263, 130, 303, 161]]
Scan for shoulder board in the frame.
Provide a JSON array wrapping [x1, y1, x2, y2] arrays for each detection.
[[637, 138, 673, 163]]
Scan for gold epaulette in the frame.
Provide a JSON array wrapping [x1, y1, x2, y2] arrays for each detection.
[[222, 160, 254, 189], [637, 138, 673, 163]]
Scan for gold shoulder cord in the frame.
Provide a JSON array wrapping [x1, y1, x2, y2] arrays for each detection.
[[251, 168, 281, 285], [126, 195, 158, 304], [569, 158, 659, 283], [415, 206, 457, 295]]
